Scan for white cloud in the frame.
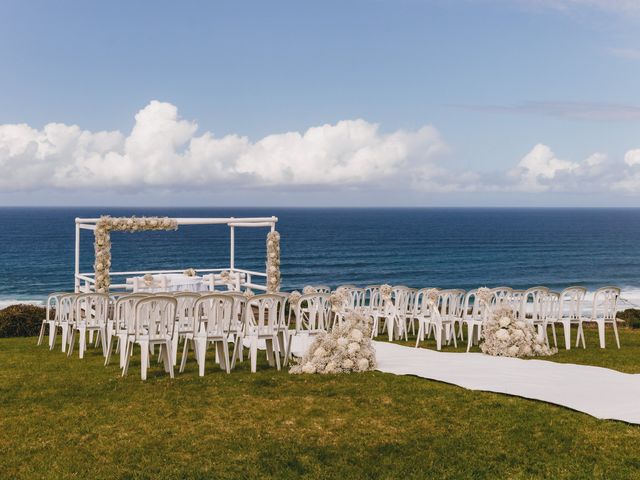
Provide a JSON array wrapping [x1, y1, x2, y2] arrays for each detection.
[[3, 100, 640, 198], [0, 100, 447, 192], [624, 149, 640, 166], [518, 0, 640, 15]]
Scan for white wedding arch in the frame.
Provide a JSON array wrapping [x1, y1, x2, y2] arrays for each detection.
[[73, 215, 279, 294]]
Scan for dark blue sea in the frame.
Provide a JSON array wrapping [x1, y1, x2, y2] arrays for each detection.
[[1, 207, 640, 306]]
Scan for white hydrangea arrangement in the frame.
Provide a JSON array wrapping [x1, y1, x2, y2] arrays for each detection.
[[329, 287, 347, 313], [379, 284, 392, 302], [290, 312, 376, 374], [480, 307, 556, 358], [94, 216, 178, 293], [288, 290, 302, 309], [266, 231, 281, 292], [183, 268, 196, 277]]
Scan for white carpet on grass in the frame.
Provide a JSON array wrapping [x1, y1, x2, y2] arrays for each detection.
[[373, 341, 640, 424]]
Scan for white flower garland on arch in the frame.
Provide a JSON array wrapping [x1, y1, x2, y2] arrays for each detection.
[[266, 231, 281, 292], [93, 216, 178, 293]]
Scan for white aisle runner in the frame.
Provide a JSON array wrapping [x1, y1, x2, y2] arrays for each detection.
[[373, 341, 640, 424]]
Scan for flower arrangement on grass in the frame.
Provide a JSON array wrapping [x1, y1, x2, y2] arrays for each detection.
[[330, 287, 347, 313], [290, 311, 376, 374], [94, 216, 178, 293], [266, 231, 281, 292], [480, 307, 556, 358], [183, 268, 196, 277]]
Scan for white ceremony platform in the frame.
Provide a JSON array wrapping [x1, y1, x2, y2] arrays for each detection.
[[73, 216, 278, 293], [374, 341, 640, 424]]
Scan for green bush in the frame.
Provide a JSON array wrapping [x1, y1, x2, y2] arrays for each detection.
[[0, 304, 47, 338], [618, 309, 640, 329]]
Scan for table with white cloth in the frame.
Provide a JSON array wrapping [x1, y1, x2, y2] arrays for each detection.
[[128, 273, 208, 293]]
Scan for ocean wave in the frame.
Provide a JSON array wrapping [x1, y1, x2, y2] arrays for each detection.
[[0, 299, 44, 310]]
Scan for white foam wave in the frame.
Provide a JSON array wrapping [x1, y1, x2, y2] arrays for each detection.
[[0, 299, 44, 310]]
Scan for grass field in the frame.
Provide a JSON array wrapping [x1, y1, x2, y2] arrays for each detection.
[[1, 328, 640, 479]]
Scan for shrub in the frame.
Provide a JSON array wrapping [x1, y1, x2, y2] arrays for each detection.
[[618, 309, 640, 329], [0, 304, 48, 338]]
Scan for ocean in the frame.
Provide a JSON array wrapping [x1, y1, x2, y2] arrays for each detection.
[[1, 207, 640, 307]]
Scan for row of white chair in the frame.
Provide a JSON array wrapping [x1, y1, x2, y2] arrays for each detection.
[[38, 291, 292, 379], [331, 285, 621, 351]]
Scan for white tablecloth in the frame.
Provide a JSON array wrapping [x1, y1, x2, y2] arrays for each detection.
[[129, 274, 206, 293]]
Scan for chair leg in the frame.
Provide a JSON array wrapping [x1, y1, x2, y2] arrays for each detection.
[[250, 336, 258, 373], [435, 325, 442, 351], [105, 335, 114, 366], [67, 328, 76, 356], [49, 324, 57, 350], [597, 321, 606, 348], [466, 323, 473, 352], [179, 338, 190, 373], [265, 340, 275, 367], [140, 341, 149, 380], [38, 322, 46, 345], [612, 321, 621, 349], [122, 341, 132, 377], [272, 335, 281, 371], [171, 332, 179, 366], [197, 337, 207, 377], [79, 328, 87, 359], [119, 334, 128, 368], [562, 321, 571, 350], [551, 323, 557, 348], [415, 322, 423, 348], [164, 341, 174, 378]]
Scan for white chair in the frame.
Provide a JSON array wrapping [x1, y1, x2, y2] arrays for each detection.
[[171, 292, 200, 366], [285, 293, 331, 360], [416, 289, 457, 350], [414, 288, 438, 347], [37, 292, 66, 346], [491, 287, 513, 310], [520, 287, 550, 342], [577, 287, 621, 349], [105, 293, 148, 367], [539, 291, 560, 347], [180, 294, 233, 375], [48, 293, 77, 352], [122, 295, 177, 380], [233, 294, 286, 373], [447, 289, 466, 340], [462, 290, 487, 352], [383, 286, 412, 341], [550, 286, 586, 350], [67, 293, 111, 359]]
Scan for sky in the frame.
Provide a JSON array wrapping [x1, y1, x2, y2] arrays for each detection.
[[0, 0, 639, 207]]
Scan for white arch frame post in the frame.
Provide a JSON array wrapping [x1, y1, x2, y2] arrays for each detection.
[[74, 216, 278, 293]]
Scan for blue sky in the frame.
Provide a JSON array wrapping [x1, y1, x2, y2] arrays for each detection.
[[1, 0, 639, 206]]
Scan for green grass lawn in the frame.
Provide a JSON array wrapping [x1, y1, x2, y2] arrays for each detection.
[[2, 328, 640, 479]]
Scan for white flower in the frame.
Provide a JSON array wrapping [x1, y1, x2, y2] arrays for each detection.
[[342, 359, 354, 369], [349, 329, 363, 342], [347, 342, 360, 355], [498, 316, 511, 328], [337, 337, 349, 347], [313, 347, 327, 358], [507, 345, 520, 356], [495, 328, 509, 341], [357, 358, 370, 371], [301, 363, 316, 374]]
